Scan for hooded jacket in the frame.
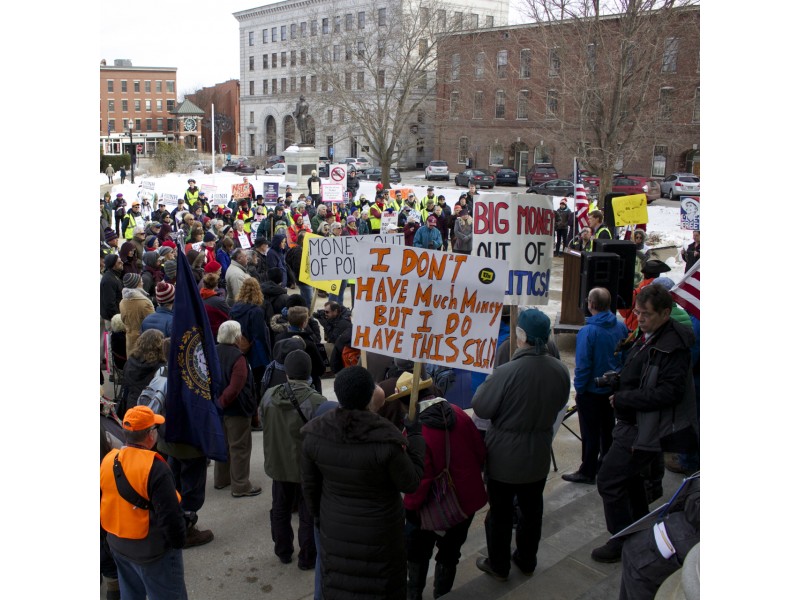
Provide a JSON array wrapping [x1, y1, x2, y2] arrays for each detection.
[[574, 310, 629, 395], [121, 358, 165, 416], [266, 234, 289, 287], [119, 288, 155, 355], [224, 260, 249, 308], [301, 408, 424, 600], [100, 267, 124, 320], [230, 301, 271, 369]]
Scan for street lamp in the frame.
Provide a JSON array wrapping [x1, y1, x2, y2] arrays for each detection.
[[127, 118, 136, 183]]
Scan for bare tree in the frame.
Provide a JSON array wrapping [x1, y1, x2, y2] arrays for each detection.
[[294, 1, 455, 186], [517, 0, 700, 205]]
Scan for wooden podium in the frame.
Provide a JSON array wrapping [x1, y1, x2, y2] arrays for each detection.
[[555, 249, 585, 332]]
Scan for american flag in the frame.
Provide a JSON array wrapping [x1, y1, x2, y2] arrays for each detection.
[[670, 260, 700, 319], [573, 158, 590, 229]]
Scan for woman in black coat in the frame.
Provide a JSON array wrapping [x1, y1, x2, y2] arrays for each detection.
[[120, 329, 165, 417]]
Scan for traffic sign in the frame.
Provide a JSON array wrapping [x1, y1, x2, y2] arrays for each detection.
[[222, 143, 227, 151], [330, 165, 346, 182], [136, 144, 143, 153]]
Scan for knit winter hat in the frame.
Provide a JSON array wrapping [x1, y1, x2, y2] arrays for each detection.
[[161, 239, 177, 250], [122, 273, 141, 289], [203, 231, 216, 242], [155, 281, 175, 305], [204, 260, 222, 273], [142, 251, 160, 269], [163, 260, 177, 282], [284, 349, 312, 380], [273, 337, 306, 364], [157, 246, 172, 258], [104, 228, 118, 243], [145, 235, 159, 249], [104, 254, 120, 271]]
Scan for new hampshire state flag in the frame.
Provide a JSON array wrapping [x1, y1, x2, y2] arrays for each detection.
[[164, 244, 227, 461]]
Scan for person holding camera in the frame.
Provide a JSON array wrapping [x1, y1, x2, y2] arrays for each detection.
[[562, 288, 628, 486], [100, 406, 189, 599], [591, 285, 698, 564]]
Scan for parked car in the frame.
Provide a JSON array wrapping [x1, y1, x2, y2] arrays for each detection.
[[611, 175, 661, 204], [340, 157, 370, 172], [454, 169, 495, 189], [494, 167, 519, 186], [579, 169, 600, 187], [359, 167, 402, 183], [265, 162, 287, 175], [525, 163, 559, 187], [425, 160, 450, 181], [265, 155, 284, 168], [526, 179, 575, 197], [221, 161, 256, 174], [660, 173, 700, 199]]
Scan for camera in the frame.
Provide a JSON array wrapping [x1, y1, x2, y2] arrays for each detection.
[[594, 370, 620, 391]]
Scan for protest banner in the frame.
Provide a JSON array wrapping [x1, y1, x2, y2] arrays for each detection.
[[209, 191, 229, 205], [140, 180, 156, 202], [472, 193, 554, 305], [200, 183, 216, 196], [231, 183, 250, 200], [380, 211, 398, 233], [680, 196, 700, 230], [388, 188, 412, 202], [307, 233, 404, 280], [352, 241, 509, 374], [299, 232, 344, 293], [263, 181, 279, 205], [160, 192, 180, 205], [321, 183, 345, 203], [610, 194, 649, 226]]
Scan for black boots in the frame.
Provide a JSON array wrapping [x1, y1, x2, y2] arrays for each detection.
[[433, 562, 457, 598], [407, 561, 429, 600]]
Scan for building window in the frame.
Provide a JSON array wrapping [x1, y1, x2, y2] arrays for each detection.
[[357, 71, 365, 89], [355, 12, 364, 30], [652, 145, 668, 177], [549, 48, 560, 76], [378, 70, 385, 88], [291, 50, 296, 66], [454, 12, 463, 30], [144, 100, 150, 111], [417, 137, 424, 153], [167, 81, 174, 93], [334, 45, 341, 61], [659, 87, 673, 121], [587, 43, 597, 74], [281, 78, 287, 93], [291, 23, 297, 39], [450, 91, 460, 118], [345, 72, 352, 90], [281, 25, 287, 40], [546, 90, 559, 117], [489, 143, 504, 166], [263, 29, 268, 43], [322, 18, 329, 34], [311, 20, 317, 36], [520, 49, 531, 78], [517, 90, 529, 119], [692, 87, 700, 123], [473, 91, 483, 119], [167, 118, 174, 131], [346, 13, 353, 31], [250, 81, 255, 95], [263, 79, 268, 94], [346, 43, 352, 61], [417, 72, 426, 89], [156, 100, 162, 111], [662, 37, 679, 73], [291, 77, 296, 92], [281, 52, 286, 67], [263, 54, 269, 69], [458, 137, 469, 164], [418, 109, 425, 124], [272, 53, 277, 68], [156, 118, 163, 131], [301, 22, 307, 37], [108, 119, 115, 132], [108, 99, 114, 112], [471, 13, 479, 28], [486, 15, 493, 27], [167, 99, 175, 111], [496, 50, 507, 79], [272, 27, 277, 42], [107, 80, 114, 92], [249, 31, 254, 46], [121, 99, 128, 111], [249, 56, 254, 71], [419, 39, 428, 57], [339, 108, 345, 123], [327, 109, 333, 124], [475, 52, 485, 79], [134, 99, 141, 111], [135, 118, 141, 131], [437, 9, 446, 30], [357, 41, 366, 59], [321, 75, 328, 92], [146, 118, 153, 131], [451, 54, 460, 81], [250, 111, 254, 124], [378, 8, 387, 26], [272, 78, 278, 93], [334, 16, 341, 33], [495, 90, 505, 119], [378, 40, 385, 59], [134, 80, 140, 93], [301, 50, 307, 65], [301, 76, 307, 92]]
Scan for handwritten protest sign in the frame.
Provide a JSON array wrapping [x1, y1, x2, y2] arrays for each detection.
[[352, 242, 509, 374], [231, 183, 250, 200], [380, 211, 398, 233], [321, 183, 344, 203], [299, 233, 344, 293], [680, 196, 700, 230], [611, 194, 649, 226], [473, 193, 554, 305], [307, 233, 404, 280]]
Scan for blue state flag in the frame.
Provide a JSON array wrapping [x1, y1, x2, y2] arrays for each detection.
[[164, 243, 227, 461]]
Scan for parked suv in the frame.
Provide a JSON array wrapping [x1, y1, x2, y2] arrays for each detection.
[[340, 157, 371, 172], [425, 160, 450, 181], [525, 163, 558, 187]]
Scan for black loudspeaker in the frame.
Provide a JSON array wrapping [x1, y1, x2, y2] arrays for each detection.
[[580, 252, 620, 315], [594, 239, 636, 310], [603, 193, 626, 230]]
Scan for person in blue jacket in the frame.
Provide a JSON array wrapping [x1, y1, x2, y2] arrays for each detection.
[[562, 287, 628, 485], [413, 215, 443, 250]]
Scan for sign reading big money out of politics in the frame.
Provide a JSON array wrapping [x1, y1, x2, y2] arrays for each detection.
[[472, 193, 554, 305], [351, 241, 509, 374]]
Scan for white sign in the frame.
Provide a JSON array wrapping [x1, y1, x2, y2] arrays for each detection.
[[310, 180, 320, 195], [307, 234, 404, 280], [140, 180, 156, 202], [321, 183, 345, 203], [352, 241, 509, 374], [330, 165, 346, 182], [472, 193, 554, 305], [238, 232, 252, 249], [209, 192, 229, 205], [380, 211, 398, 233], [680, 196, 700, 230]]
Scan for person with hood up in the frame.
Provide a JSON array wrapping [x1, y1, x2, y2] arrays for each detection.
[[119, 273, 154, 356], [272, 306, 325, 393], [452, 208, 473, 254], [119, 241, 140, 276], [261, 349, 327, 568], [140, 251, 163, 298], [230, 278, 272, 393], [266, 233, 293, 288]]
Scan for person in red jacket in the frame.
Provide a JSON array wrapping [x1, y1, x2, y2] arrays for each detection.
[[394, 375, 488, 600]]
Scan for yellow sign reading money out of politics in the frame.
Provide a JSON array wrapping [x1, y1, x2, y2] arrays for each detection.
[[299, 232, 342, 293]]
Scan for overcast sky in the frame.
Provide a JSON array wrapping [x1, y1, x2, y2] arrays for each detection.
[[100, 0, 527, 97]]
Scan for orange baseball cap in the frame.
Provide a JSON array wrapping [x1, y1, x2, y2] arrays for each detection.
[[122, 406, 165, 431]]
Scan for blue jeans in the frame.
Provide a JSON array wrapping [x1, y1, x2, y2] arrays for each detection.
[[299, 283, 314, 310], [112, 547, 187, 600]]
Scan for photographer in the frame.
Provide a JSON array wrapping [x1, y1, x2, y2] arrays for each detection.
[[562, 288, 628, 486], [591, 285, 698, 564]]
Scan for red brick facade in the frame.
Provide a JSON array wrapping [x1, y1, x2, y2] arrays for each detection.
[[186, 80, 241, 155]]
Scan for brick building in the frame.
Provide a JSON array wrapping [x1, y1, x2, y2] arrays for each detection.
[[186, 79, 241, 155], [433, 6, 700, 180], [99, 59, 179, 157]]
